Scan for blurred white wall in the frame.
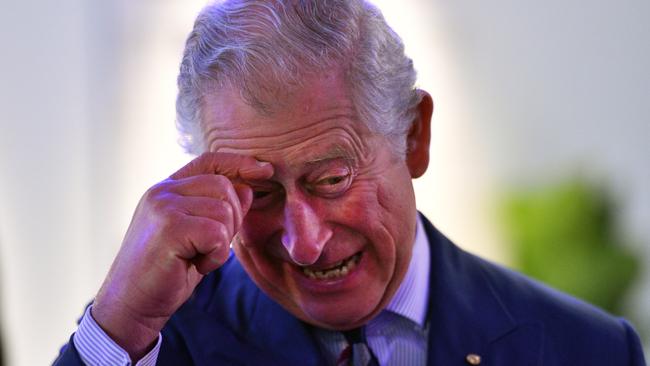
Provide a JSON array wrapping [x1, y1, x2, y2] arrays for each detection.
[[0, 1, 201, 364], [0, 0, 648, 364]]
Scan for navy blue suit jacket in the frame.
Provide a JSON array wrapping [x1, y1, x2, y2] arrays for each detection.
[[54, 215, 646, 365]]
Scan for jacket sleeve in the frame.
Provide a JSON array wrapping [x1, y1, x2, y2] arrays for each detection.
[[52, 334, 85, 366], [621, 318, 647, 366]]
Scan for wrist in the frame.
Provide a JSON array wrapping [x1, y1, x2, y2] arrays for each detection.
[[91, 297, 167, 362]]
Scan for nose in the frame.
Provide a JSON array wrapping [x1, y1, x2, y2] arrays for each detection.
[[281, 195, 332, 266]]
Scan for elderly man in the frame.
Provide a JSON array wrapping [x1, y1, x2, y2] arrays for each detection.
[[55, 1, 645, 365]]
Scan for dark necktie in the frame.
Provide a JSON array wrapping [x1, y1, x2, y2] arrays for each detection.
[[336, 327, 380, 366]]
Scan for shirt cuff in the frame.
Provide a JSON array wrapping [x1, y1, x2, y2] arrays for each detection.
[[72, 305, 162, 366]]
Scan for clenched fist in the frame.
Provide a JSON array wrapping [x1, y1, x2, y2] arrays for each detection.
[[91, 152, 273, 360]]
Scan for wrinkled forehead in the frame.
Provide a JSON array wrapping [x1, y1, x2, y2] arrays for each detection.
[[199, 75, 377, 171], [204, 113, 369, 171], [200, 71, 368, 139]]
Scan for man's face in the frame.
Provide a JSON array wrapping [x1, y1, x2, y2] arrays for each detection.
[[202, 71, 428, 330]]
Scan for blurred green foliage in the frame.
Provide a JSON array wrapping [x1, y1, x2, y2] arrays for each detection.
[[500, 178, 639, 314]]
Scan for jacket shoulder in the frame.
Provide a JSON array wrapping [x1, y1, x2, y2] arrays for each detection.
[[469, 248, 645, 364], [421, 214, 645, 365]]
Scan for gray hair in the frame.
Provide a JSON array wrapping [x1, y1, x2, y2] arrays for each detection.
[[176, 0, 420, 157]]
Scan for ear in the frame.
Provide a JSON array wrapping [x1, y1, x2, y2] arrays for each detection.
[[406, 90, 433, 178]]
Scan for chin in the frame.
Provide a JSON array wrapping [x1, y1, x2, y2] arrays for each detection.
[[285, 281, 392, 330], [296, 300, 381, 330]]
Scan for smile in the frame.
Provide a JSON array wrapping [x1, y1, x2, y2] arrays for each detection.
[[301, 253, 361, 280]]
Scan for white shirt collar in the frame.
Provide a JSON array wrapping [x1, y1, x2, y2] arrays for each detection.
[[309, 215, 431, 365]]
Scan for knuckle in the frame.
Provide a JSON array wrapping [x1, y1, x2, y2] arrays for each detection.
[[199, 220, 229, 243], [210, 174, 231, 187], [201, 201, 235, 232], [213, 221, 230, 240], [149, 193, 174, 214], [144, 180, 172, 201], [205, 175, 236, 200], [221, 200, 234, 218]]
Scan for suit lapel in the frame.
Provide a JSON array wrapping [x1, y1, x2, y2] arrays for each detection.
[[421, 215, 543, 365], [247, 291, 326, 365], [188, 255, 325, 365]]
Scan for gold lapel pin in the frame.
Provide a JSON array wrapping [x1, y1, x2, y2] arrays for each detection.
[[465, 353, 481, 365]]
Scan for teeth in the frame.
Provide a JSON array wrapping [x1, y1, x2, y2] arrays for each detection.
[[302, 254, 360, 280]]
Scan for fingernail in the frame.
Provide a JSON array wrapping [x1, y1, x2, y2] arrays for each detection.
[[242, 166, 262, 174], [256, 161, 270, 167]]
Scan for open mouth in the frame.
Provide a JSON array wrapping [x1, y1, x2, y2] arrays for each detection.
[[301, 252, 362, 280]]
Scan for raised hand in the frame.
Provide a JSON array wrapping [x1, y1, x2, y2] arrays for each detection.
[[91, 152, 273, 360]]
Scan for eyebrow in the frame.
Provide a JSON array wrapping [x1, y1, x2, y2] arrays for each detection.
[[242, 145, 356, 186], [302, 145, 357, 167]]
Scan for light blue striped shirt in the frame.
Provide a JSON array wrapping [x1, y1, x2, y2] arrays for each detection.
[[74, 306, 160, 366], [74, 216, 430, 365], [312, 216, 431, 365]]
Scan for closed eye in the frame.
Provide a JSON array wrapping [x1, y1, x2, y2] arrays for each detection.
[[318, 175, 346, 186], [249, 183, 282, 210], [309, 170, 352, 197], [252, 189, 272, 199]]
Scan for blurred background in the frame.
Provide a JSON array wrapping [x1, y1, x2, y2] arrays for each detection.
[[0, 0, 648, 364]]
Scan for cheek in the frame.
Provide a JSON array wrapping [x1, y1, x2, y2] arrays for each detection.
[[332, 184, 399, 257], [338, 177, 405, 233], [377, 162, 415, 216], [361, 167, 416, 249], [328, 183, 382, 230]]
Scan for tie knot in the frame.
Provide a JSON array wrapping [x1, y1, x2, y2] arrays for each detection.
[[343, 327, 365, 345], [338, 327, 379, 366]]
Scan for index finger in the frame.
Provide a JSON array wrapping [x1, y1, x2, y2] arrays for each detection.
[[170, 152, 274, 181]]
